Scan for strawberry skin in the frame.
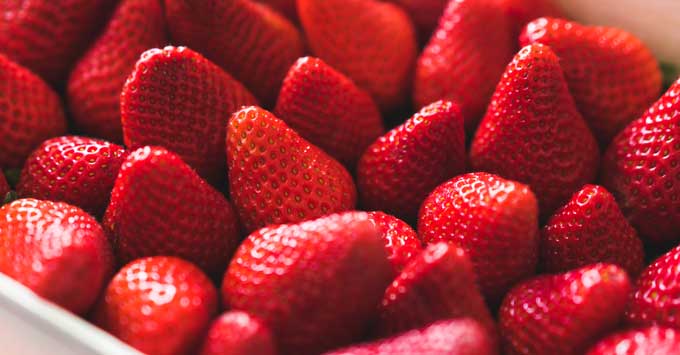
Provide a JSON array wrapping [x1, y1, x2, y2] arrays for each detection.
[[587, 326, 680, 355], [0, 172, 9, 201], [0, 198, 113, 314], [470, 44, 600, 217], [367, 211, 422, 273], [275, 57, 384, 168], [121, 46, 257, 184], [298, 0, 418, 112], [103, 146, 241, 276], [68, 0, 167, 143], [389, 0, 448, 41], [94, 256, 217, 355], [256, 0, 297, 22], [418, 172, 539, 303], [200, 311, 276, 355], [16, 136, 128, 217], [521, 18, 662, 144], [358, 100, 465, 222], [222, 212, 393, 355], [500, 264, 631, 355], [541, 185, 645, 276], [226, 106, 357, 233], [496, 0, 563, 35]]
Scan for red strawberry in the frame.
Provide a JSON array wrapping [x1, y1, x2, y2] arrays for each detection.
[[390, 0, 448, 41], [499, 264, 631, 355], [541, 184, 645, 276], [16, 136, 128, 217], [298, 0, 418, 112], [0, 198, 113, 314], [587, 326, 680, 355], [226, 106, 357, 233], [418, 172, 539, 302], [0, 54, 67, 169], [414, 0, 514, 130], [275, 56, 384, 168], [470, 44, 600, 216], [103, 146, 240, 276], [121, 46, 257, 184], [324, 318, 498, 355], [520, 18, 662, 144], [222, 212, 392, 355], [94, 256, 217, 355], [358, 100, 465, 222], [200, 311, 276, 355], [256, 0, 297, 22], [165, 0, 304, 106], [367, 211, 422, 273], [496, 0, 564, 35], [0, 172, 9, 201], [67, 0, 167, 143]]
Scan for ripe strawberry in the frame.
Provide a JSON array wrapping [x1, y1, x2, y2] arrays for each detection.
[[587, 326, 680, 355], [520, 18, 662, 144], [222, 212, 392, 355], [165, 0, 304, 106], [0, 199, 113, 314], [367, 211, 422, 273], [414, 0, 513, 130], [541, 185, 645, 276], [103, 146, 241, 276], [418, 173, 539, 303], [68, 0, 167, 143], [94, 256, 217, 355], [470, 44, 600, 217], [499, 264, 631, 355], [226, 106, 357, 233], [298, 0, 418, 112], [0, 172, 9, 201], [0, 54, 67, 169], [358, 100, 465, 222], [200, 311, 276, 355], [121, 46, 257, 184], [16, 136, 128, 217], [324, 318, 498, 355], [389, 0, 448, 41], [256, 0, 297, 22], [496, 0, 563, 35], [275, 57, 384, 168]]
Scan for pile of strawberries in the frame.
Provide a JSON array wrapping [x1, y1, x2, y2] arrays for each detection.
[[1, 0, 680, 354]]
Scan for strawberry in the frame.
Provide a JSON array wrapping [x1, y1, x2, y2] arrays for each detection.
[[587, 326, 680, 355], [67, 0, 167, 143], [418, 172, 539, 303], [226, 106, 357, 233], [121, 46, 257, 184], [298, 0, 418, 112], [103, 146, 241, 276], [0, 198, 113, 314], [601, 79, 680, 245], [389, 0, 448, 41], [0, 172, 9, 202], [275, 57, 384, 168], [367, 211, 422, 273], [0, 54, 67, 169], [94, 256, 217, 355], [256, 0, 297, 22], [323, 318, 498, 355], [222, 212, 392, 355], [414, 0, 514, 130], [541, 184, 645, 276], [470, 44, 600, 217], [499, 264, 631, 355], [358, 100, 465, 222], [165, 0, 304, 106], [520, 18, 662, 144], [16, 136, 128, 217], [200, 311, 276, 355], [496, 0, 564, 35]]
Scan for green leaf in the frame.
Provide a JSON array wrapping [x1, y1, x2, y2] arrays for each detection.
[[661, 61, 680, 91]]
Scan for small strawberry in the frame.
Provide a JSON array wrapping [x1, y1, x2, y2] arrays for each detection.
[[16, 136, 128, 217], [414, 0, 514, 130], [226, 106, 357, 233], [256, 0, 297, 22], [68, 0, 167, 142], [367, 211, 422, 273], [222, 212, 392, 355], [0, 54, 67, 169], [165, 0, 304, 106], [389, 0, 448, 41], [121, 46, 257, 184], [587, 326, 680, 355], [103, 146, 241, 276], [520, 18, 662, 144], [418, 172, 539, 303], [470, 44, 600, 217], [496, 0, 564, 35], [0, 199, 113, 314], [0, 172, 9, 202], [358, 100, 465, 222], [541, 185, 645, 276], [94, 256, 217, 355], [499, 264, 631, 355], [200, 311, 276, 355], [298, 0, 418, 112], [275, 57, 384, 168]]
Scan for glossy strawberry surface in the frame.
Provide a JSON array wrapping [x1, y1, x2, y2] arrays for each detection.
[[497, 0, 564, 35], [587, 326, 680, 355], [200, 311, 276, 355], [390, 0, 448, 41], [367, 211, 422, 273]]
